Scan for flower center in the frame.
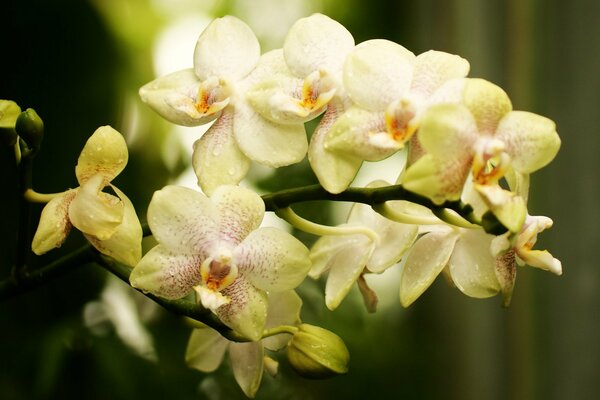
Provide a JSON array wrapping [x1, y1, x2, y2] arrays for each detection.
[[194, 77, 230, 115], [384, 99, 417, 145], [472, 138, 510, 185], [297, 70, 336, 112], [200, 257, 238, 292]]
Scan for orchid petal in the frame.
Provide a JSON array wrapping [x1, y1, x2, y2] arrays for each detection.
[[325, 106, 400, 161], [192, 110, 251, 195], [216, 278, 268, 341], [308, 100, 363, 194], [129, 245, 202, 300], [495, 249, 517, 307], [463, 78, 512, 135], [85, 185, 142, 267], [234, 227, 311, 292], [402, 104, 478, 203], [69, 174, 124, 240], [139, 69, 221, 127], [325, 237, 372, 310], [31, 190, 76, 255], [475, 184, 527, 233], [263, 291, 302, 351], [185, 325, 229, 372], [347, 201, 418, 273], [283, 13, 354, 78], [495, 110, 561, 174], [233, 98, 307, 168], [411, 50, 470, 98], [448, 229, 501, 298], [147, 185, 218, 257], [211, 185, 265, 246], [309, 232, 357, 278], [193, 16, 260, 81], [76, 126, 128, 185], [518, 248, 562, 275], [229, 341, 264, 398], [343, 39, 415, 111], [399, 230, 459, 307]]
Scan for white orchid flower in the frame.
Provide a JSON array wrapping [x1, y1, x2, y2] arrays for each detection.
[[186, 290, 302, 398], [129, 185, 311, 341], [401, 78, 561, 213], [32, 126, 142, 267], [309, 182, 418, 310], [139, 16, 308, 194], [312, 43, 469, 193]]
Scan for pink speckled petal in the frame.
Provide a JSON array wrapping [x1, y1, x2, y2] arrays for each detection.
[[233, 227, 311, 292], [129, 244, 202, 300], [211, 185, 265, 247], [147, 185, 219, 257], [215, 277, 268, 341]]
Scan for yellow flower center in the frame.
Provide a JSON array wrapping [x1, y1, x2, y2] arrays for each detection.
[[200, 256, 238, 292], [384, 99, 417, 144]]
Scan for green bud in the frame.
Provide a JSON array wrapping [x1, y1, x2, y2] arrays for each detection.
[[287, 324, 350, 379], [0, 100, 21, 146], [15, 108, 44, 148]]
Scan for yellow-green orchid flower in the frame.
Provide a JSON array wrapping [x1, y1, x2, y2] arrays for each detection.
[[129, 185, 311, 341], [186, 290, 301, 398], [31, 126, 142, 267]]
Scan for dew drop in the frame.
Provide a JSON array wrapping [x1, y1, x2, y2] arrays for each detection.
[[227, 167, 236, 176]]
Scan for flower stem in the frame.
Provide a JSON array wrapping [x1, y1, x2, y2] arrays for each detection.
[[23, 188, 61, 203], [276, 207, 379, 243], [261, 325, 299, 339]]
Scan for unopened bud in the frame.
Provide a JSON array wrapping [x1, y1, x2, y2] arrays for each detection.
[[0, 100, 21, 146], [16, 108, 44, 148], [287, 324, 349, 379]]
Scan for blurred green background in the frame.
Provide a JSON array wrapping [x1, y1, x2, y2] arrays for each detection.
[[1, 0, 598, 399]]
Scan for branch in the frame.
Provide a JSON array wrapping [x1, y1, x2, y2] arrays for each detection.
[[261, 183, 478, 224]]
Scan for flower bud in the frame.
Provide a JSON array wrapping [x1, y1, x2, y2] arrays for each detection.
[[16, 108, 44, 148], [0, 100, 21, 146], [287, 324, 349, 379]]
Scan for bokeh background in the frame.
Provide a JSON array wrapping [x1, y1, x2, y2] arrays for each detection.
[[1, 0, 599, 399]]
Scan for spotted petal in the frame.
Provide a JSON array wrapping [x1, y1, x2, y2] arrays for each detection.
[[192, 110, 251, 195], [75, 126, 128, 185], [212, 185, 265, 246], [185, 325, 229, 372], [31, 189, 76, 255], [283, 13, 354, 78], [69, 174, 124, 240], [399, 230, 459, 307], [495, 111, 561, 174], [448, 229, 501, 298], [234, 227, 311, 292], [215, 277, 268, 341], [343, 39, 415, 111], [129, 245, 202, 300], [193, 16, 260, 81], [147, 185, 218, 257], [85, 185, 142, 267]]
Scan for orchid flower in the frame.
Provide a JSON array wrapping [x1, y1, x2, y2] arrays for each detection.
[[139, 16, 308, 194], [129, 185, 311, 340], [186, 290, 302, 398], [31, 126, 142, 267], [310, 182, 418, 310], [401, 78, 561, 231], [312, 42, 470, 193], [399, 212, 562, 308]]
